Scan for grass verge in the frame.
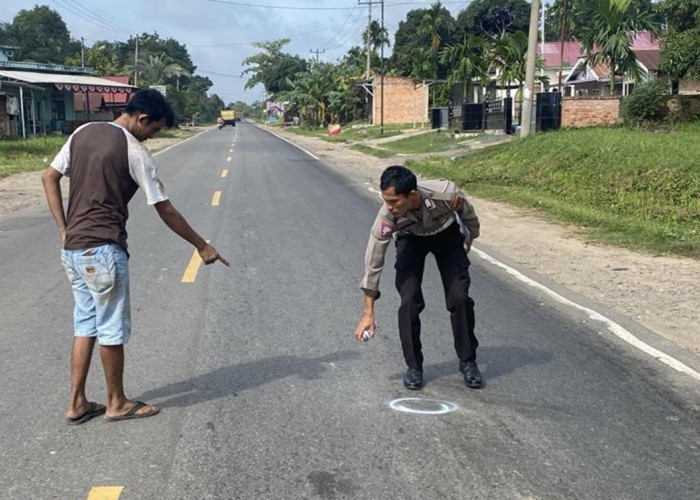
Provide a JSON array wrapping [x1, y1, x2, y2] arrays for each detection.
[[0, 136, 66, 178], [0, 127, 197, 178], [351, 130, 481, 157], [407, 123, 700, 258]]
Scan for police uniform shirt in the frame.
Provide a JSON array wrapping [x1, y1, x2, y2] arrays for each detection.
[[360, 178, 480, 296]]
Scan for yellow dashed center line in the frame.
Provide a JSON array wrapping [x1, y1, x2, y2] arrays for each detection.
[[221, 169, 228, 178], [87, 486, 124, 500], [229, 148, 233, 153], [181, 240, 210, 283], [226, 156, 232, 162], [211, 191, 222, 206]]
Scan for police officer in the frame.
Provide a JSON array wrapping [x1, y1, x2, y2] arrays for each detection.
[[355, 165, 483, 390]]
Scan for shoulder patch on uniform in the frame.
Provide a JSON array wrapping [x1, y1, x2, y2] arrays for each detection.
[[380, 221, 395, 237], [450, 194, 464, 210]]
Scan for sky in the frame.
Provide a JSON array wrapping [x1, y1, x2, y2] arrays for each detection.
[[0, 0, 472, 104]]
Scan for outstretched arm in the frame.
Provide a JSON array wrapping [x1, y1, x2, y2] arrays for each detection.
[[154, 200, 230, 266]]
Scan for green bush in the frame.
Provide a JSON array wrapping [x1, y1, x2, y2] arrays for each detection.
[[621, 81, 669, 126]]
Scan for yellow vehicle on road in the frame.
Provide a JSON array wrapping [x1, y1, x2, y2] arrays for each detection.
[[219, 109, 237, 127]]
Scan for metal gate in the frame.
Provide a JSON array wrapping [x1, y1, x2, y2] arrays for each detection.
[[536, 92, 561, 132], [459, 98, 513, 134]]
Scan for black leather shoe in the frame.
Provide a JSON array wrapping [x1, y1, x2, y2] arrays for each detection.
[[403, 368, 424, 390], [460, 361, 483, 389]]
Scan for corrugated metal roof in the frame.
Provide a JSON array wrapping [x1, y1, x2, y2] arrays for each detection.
[[0, 70, 135, 89], [635, 50, 660, 71], [537, 42, 584, 69]]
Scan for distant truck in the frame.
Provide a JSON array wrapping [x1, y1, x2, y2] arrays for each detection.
[[219, 109, 237, 127]]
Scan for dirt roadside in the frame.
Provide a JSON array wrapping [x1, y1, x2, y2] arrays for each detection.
[[1, 124, 698, 356], [0, 126, 208, 219]]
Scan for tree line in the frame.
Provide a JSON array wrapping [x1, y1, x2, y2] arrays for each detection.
[[0, 5, 225, 123], [245, 0, 699, 128]]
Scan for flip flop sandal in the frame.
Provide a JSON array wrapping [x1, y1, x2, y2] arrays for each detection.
[[66, 402, 106, 425], [104, 401, 160, 422]]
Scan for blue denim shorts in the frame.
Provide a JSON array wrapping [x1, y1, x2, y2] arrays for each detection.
[[61, 243, 131, 345]]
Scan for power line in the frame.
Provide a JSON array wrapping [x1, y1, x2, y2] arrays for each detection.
[[205, 0, 471, 7], [204, 0, 357, 10], [61, 0, 134, 35], [49, 0, 132, 36], [189, 22, 352, 48], [322, 6, 366, 51], [198, 70, 245, 78]]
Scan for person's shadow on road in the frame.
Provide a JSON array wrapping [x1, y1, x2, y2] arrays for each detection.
[[137, 350, 360, 409]]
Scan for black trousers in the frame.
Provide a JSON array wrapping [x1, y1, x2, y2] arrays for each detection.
[[394, 222, 478, 370]]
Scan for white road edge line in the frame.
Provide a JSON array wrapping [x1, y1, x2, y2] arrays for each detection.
[[260, 128, 320, 160], [153, 129, 209, 156], [473, 248, 700, 381], [369, 185, 700, 381]]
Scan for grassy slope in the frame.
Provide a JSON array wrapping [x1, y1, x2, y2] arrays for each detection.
[[407, 124, 700, 258]]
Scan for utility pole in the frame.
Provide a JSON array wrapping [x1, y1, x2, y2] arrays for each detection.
[[380, 0, 384, 135], [359, 0, 384, 131], [309, 48, 325, 65], [521, 0, 541, 138], [134, 34, 139, 88], [364, 2, 372, 79], [80, 37, 85, 67], [540, 1, 545, 79], [558, 0, 568, 92]]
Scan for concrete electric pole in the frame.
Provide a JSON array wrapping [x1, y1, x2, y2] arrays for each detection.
[[520, 0, 541, 138]]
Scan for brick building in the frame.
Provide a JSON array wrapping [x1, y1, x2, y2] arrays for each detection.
[[370, 76, 429, 126]]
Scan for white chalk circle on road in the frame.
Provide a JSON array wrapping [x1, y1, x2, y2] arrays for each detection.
[[389, 398, 458, 415]]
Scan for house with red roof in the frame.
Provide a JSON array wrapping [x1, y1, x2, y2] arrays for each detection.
[[73, 75, 131, 121], [537, 40, 584, 93], [0, 45, 134, 137], [562, 31, 661, 97]]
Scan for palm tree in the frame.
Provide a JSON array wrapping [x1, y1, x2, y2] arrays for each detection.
[[439, 35, 490, 102], [418, 1, 455, 76], [134, 53, 190, 86], [577, 0, 660, 96], [491, 31, 545, 98], [407, 47, 434, 80], [362, 20, 390, 53]]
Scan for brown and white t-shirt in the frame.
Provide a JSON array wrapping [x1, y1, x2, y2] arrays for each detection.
[[50, 122, 168, 251]]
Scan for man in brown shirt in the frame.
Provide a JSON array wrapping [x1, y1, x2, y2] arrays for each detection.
[[355, 165, 482, 390], [42, 89, 228, 424]]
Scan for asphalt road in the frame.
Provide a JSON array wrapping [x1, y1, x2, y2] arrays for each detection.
[[1, 122, 699, 500]]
